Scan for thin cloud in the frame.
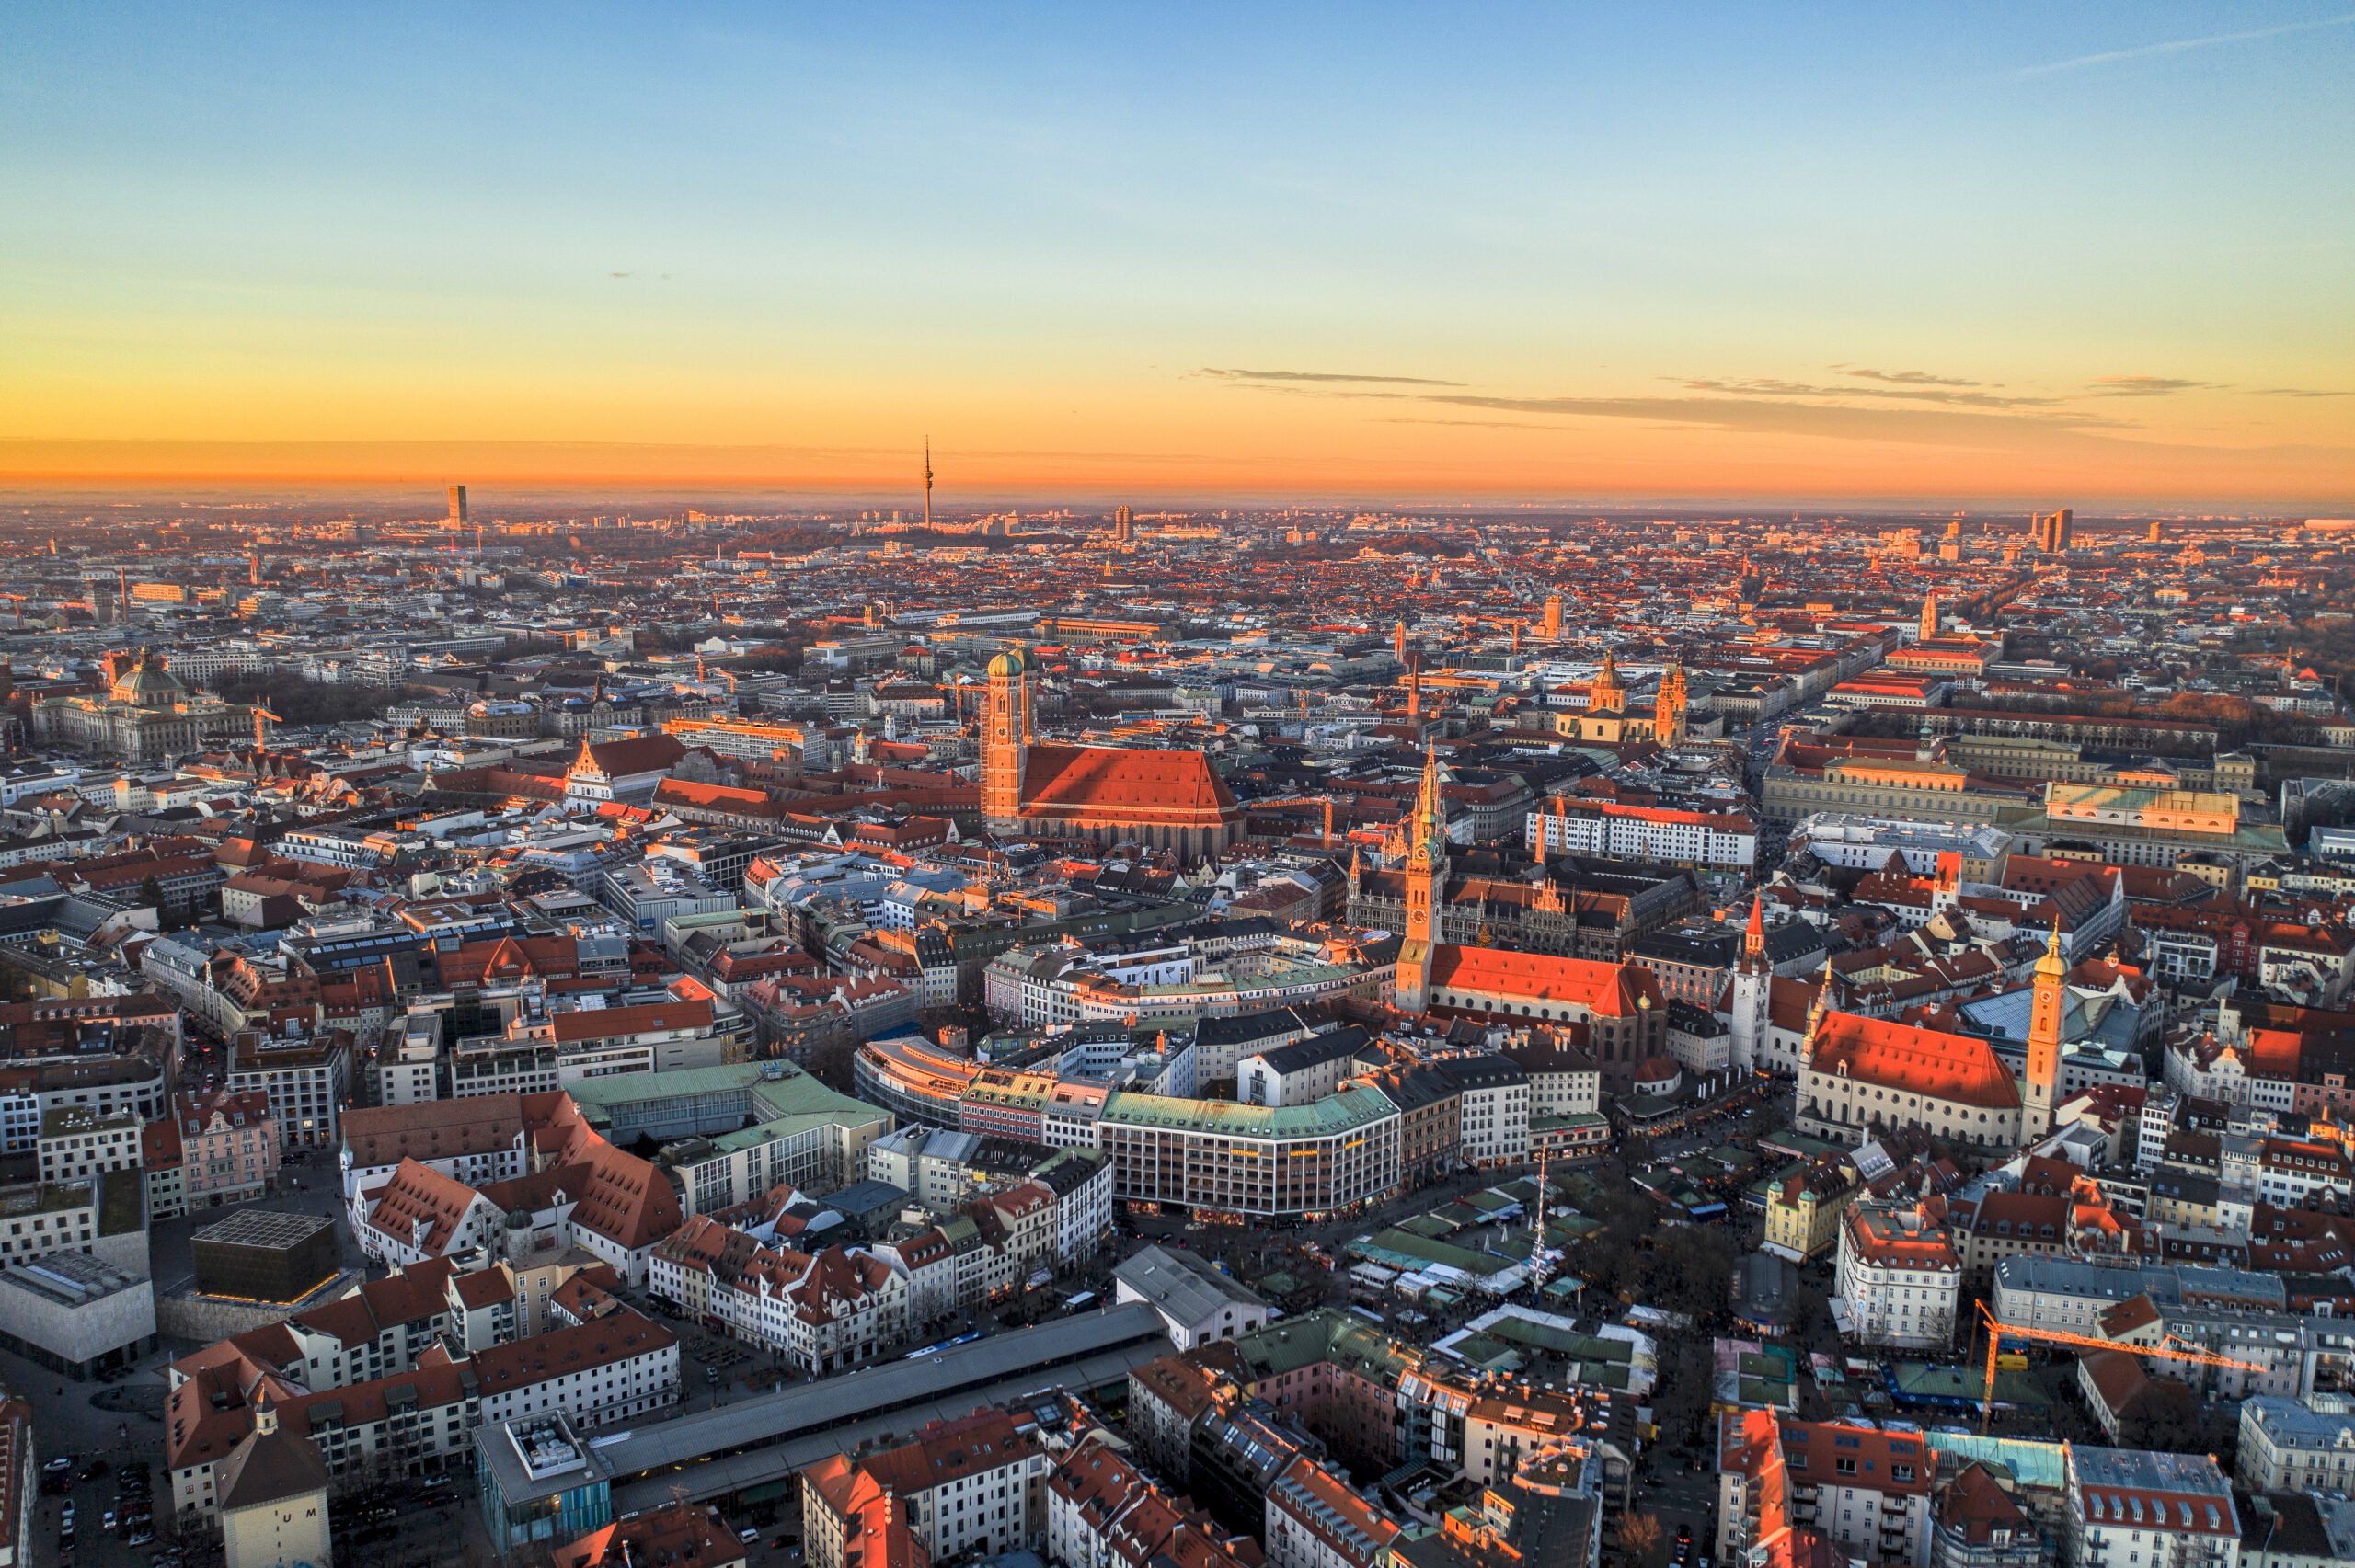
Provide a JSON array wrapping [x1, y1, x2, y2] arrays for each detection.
[[1198, 367, 1462, 386], [1676, 376, 2058, 409], [1842, 367, 1983, 388], [1678, 377, 1827, 397], [2011, 12, 2355, 77], [1414, 393, 2124, 449], [2257, 386, 2352, 397], [1377, 416, 1570, 430], [2086, 375, 2214, 397]]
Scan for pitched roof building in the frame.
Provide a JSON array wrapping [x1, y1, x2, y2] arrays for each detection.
[[1798, 1004, 2024, 1153], [980, 647, 1243, 858]]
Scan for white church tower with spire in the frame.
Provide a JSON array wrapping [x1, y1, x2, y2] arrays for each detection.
[[1728, 891, 1773, 1072]]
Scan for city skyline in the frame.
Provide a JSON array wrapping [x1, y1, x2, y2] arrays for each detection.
[[5, 4, 2352, 506]]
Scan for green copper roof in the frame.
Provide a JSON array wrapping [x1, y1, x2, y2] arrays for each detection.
[[1100, 1082, 1397, 1139]]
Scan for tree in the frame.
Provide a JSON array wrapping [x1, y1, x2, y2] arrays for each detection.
[[1646, 1226, 1735, 1322], [1620, 1511, 1671, 1568], [137, 874, 167, 914]]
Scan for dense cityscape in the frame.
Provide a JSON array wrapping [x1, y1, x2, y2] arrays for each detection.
[[0, 491, 2353, 1568], [9, 3, 2355, 1568]]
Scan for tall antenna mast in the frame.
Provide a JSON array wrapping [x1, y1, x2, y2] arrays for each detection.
[[923, 437, 934, 530]]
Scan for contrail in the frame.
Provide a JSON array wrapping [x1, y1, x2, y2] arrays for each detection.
[[2012, 10, 2355, 76]]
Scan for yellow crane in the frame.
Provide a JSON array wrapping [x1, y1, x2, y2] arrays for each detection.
[[1250, 794, 1338, 849], [1973, 1299, 2264, 1435]]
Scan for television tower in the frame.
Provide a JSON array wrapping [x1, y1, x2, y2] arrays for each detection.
[[923, 438, 934, 531]]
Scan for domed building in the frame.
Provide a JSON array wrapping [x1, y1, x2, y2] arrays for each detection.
[[32, 647, 262, 762], [979, 645, 1245, 859]]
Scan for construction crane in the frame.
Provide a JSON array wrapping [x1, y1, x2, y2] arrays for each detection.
[[1972, 1299, 2264, 1435], [251, 705, 281, 754], [1248, 794, 1338, 849]]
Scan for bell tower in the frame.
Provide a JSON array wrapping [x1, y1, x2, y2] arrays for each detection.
[[982, 645, 1032, 832], [1658, 661, 1688, 746], [1729, 891, 1772, 1072], [2025, 918, 2066, 1139]]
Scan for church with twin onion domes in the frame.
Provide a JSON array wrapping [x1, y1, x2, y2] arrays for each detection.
[[979, 645, 1246, 860]]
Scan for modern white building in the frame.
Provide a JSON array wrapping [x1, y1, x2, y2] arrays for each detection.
[[1528, 801, 1757, 870], [227, 1030, 350, 1149], [36, 1107, 143, 1185], [1433, 1055, 1531, 1169], [0, 1253, 156, 1379]]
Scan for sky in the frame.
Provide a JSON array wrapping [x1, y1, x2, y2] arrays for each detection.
[[2, 3, 2351, 509]]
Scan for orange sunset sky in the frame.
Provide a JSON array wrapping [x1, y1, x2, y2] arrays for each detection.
[[4, 5, 2350, 509]]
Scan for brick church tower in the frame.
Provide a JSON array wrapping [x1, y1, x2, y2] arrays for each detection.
[[981, 645, 1032, 831]]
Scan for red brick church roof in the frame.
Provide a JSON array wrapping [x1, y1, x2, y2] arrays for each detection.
[[1426, 945, 1655, 1017], [1808, 1012, 2021, 1110], [1018, 743, 1241, 827]]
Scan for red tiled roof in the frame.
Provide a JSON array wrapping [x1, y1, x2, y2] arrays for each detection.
[[359, 1158, 487, 1253], [343, 1095, 530, 1171], [1427, 944, 1655, 1016], [472, 1309, 674, 1392], [1807, 1011, 2021, 1110], [1018, 744, 1241, 825]]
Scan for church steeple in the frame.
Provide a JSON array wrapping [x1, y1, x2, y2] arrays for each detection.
[[1394, 742, 1449, 1014], [1729, 890, 1774, 1072], [1411, 742, 1445, 862], [1657, 660, 1688, 746], [2025, 916, 2066, 1139], [1920, 591, 1940, 643]]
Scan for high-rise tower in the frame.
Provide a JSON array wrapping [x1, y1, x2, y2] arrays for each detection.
[[447, 484, 468, 525], [2024, 919, 2066, 1140], [923, 440, 935, 531], [1543, 594, 1563, 641], [2032, 508, 2073, 553]]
